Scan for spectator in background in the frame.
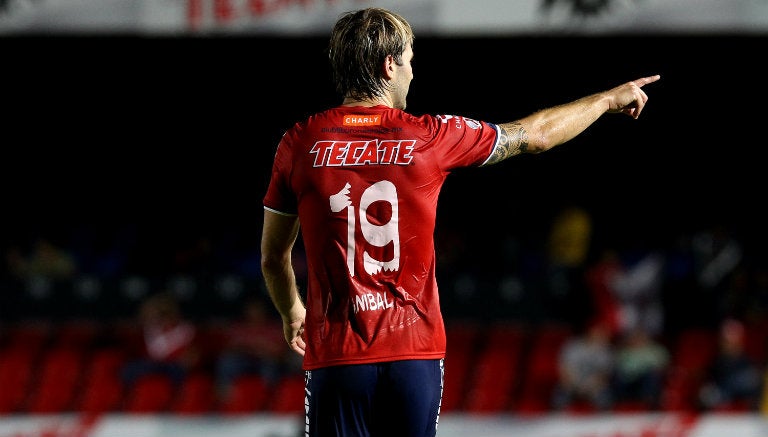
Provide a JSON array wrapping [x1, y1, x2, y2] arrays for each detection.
[[691, 224, 743, 323], [5, 236, 78, 310], [585, 240, 666, 340], [610, 244, 666, 338], [6, 236, 77, 281], [761, 367, 768, 415], [214, 297, 299, 401], [692, 225, 743, 291], [585, 248, 624, 336], [121, 291, 200, 388], [551, 320, 615, 411], [542, 206, 594, 327], [612, 326, 670, 409], [698, 318, 762, 411]]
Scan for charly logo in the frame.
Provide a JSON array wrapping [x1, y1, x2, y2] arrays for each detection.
[[343, 115, 381, 126]]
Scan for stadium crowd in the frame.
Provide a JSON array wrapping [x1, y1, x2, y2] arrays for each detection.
[[1, 205, 767, 414]]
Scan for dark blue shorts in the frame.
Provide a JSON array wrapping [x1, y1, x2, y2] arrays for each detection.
[[304, 358, 444, 437]]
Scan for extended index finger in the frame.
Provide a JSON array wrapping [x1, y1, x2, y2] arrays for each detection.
[[635, 74, 661, 87]]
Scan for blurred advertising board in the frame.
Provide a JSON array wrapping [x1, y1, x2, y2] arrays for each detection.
[[1, 413, 768, 437], [1, 0, 768, 36]]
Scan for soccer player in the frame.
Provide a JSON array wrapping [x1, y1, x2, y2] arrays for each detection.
[[261, 7, 660, 436]]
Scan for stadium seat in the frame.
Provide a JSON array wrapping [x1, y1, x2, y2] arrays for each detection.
[[192, 322, 228, 373], [0, 348, 36, 413], [464, 322, 527, 412], [53, 319, 101, 350], [268, 374, 306, 413], [172, 372, 216, 414], [673, 328, 718, 370], [5, 321, 51, 355], [661, 327, 718, 411], [442, 320, 482, 412], [743, 319, 768, 367], [513, 322, 571, 414], [27, 347, 85, 413], [79, 375, 124, 414], [220, 374, 272, 414], [77, 348, 126, 413], [123, 373, 176, 413]]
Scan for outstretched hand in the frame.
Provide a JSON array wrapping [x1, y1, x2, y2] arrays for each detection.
[[607, 74, 661, 119]]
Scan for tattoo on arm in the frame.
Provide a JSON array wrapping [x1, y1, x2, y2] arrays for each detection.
[[486, 122, 529, 165]]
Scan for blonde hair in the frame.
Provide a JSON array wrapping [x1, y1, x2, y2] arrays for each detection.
[[328, 7, 414, 101]]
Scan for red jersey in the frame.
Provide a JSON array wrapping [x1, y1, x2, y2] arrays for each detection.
[[263, 105, 499, 370]]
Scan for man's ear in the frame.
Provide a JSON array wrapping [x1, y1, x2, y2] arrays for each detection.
[[382, 54, 396, 80]]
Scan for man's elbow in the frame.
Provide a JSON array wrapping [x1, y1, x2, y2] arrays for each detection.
[[260, 252, 285, 274], [526, 132, 552, 154]]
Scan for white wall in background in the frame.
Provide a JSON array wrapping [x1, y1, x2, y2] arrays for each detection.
[[1, 0, 768, 36], [1, 413, 768, 437]]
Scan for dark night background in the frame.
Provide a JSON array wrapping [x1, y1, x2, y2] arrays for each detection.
[[4, 35, 765, 242], [2, 34, 767, 324]]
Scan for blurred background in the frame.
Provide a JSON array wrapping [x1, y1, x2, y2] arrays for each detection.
[[2, 0, 768, 436]]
